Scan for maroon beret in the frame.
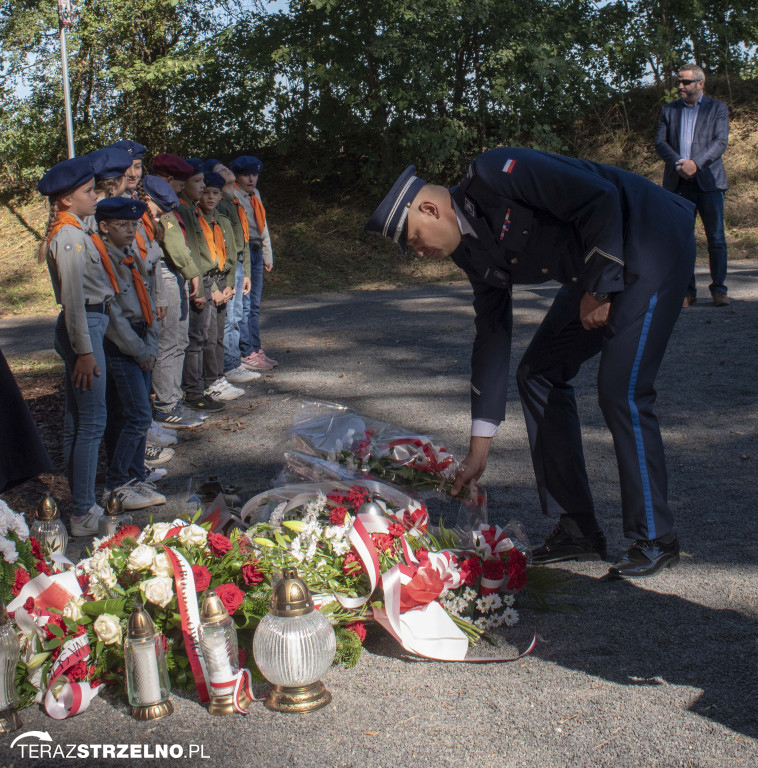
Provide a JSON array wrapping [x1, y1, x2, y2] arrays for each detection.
[[152, 153, 195, 181]]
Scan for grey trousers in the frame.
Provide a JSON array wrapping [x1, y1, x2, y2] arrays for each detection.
[[152, 262, 189, 413], [182, 275, 213, 400], [203, 273, 227, 388]]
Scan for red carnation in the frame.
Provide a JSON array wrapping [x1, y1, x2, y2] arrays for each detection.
[[387, 522, 405, 538], [241, 560, 264, 586], [191, 565, 212, 592], [77, 573, 90, 593], [372, 533, 395, 552], [481, 558, 505, 581], [460, 556, 482, 586], [326, 492, 346, 506], [507, 570, 527, 592], [66, 659, 88, 682], [507, 548, 527, 573], [415, 548, 430, 565], [98, 524, 142, 550], [35, 559, 52, 577], [329, 506, 348, 526], [342, 551, 363, 576], [23, 597, 36, 612], [29, 537, 43, 560], [11, 567, 30, 596], [345, 621, 367, 643], [215, 583, 244, 615], [208, 532, 232, 557], [44, 614, 66, 640]]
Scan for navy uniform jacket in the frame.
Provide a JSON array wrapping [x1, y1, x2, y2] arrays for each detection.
[[450, 148, 695, 423], [654, 94, 729, 192]]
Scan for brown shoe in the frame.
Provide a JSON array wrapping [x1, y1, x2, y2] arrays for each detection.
[[712, 291, 731, 307], [682, 295, 697, 307]]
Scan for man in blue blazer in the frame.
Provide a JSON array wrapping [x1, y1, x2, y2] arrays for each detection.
[[655, 63, 730, 306], [366, 149, 695, 579]]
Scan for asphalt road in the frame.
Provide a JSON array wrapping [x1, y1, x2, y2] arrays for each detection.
[[1, 261, 757, 768]]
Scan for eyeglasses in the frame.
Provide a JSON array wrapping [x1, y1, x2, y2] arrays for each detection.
[[676, 78, 702, 86]]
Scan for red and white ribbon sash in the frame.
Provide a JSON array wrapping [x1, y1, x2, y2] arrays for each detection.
[[384, 437, 456, 476], [44, 634, 103, 719], [472, 525, 514, 559], [162, 545, 210, 702], [209, 668, 265, 714]]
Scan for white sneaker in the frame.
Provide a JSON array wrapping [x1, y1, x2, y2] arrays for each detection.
[[146, 468, 168, 482], [71, 504, 104, 537], [204, 377, 244, 401], [224, 365, 262, 384], [148, 422, 179, 446], [104, 480, 166, 511], [145, 444, 175, 467]]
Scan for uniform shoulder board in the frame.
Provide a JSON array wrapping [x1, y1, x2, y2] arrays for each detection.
[[466, 164, 474, 179]]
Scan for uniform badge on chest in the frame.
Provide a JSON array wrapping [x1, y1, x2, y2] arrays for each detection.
[[499, 209, 512, 241], [464, 197, 476, 218]]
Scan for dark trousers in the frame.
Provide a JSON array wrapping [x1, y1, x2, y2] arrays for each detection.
[[182, 275, 213, 399], [203, 273, 227, 387], [516, 243, 693, 542], [675, 180, 728, 296]]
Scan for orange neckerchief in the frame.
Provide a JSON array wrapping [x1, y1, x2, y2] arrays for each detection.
[[48, 211, 119, 295], [234, 183, 265, 235], [135, 230, 148, 261], [134, 212, 155, 261], [232, 196, 249, 243], [196, 209, 226, 270], [122, 249, 153, 326]]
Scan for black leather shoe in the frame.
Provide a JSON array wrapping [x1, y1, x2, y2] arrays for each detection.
[[608, 536, 680, 579], [532, 518, 607, 564]]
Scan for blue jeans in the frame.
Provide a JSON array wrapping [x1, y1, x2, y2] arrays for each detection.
[[53, 311, 108, 517], [223, 258, 246, 372], [676, 183, 728, 296], [240, 246, 263, 356], [104, 340, 152, 490]]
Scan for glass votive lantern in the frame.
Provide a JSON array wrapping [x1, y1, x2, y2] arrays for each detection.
[[124, 603, 173, 721], [199, 589, 250, 715], [30, 493, 68, 556], [0, 602, 22, 733], [98, 492, 133, 538], [253, 566, 336, 713]]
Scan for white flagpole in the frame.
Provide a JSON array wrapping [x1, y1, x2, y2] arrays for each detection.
[[57, 0, 75, 158]]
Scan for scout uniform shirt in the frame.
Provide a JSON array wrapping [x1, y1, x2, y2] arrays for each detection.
[[46, 213, 115, 355], [103, 239, 159, 365], [177, 197, 220, 291], [233, 184, 273, 267], [159, 210, 201, 283], [135, 215, 167, 308], [217, 193, 251, 279], [199, 207, 237, 283]]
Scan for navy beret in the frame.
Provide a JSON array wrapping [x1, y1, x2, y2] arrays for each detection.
[[37, 157, 94, 197], [95, 197, 147, 222], [364, 165, 426, 252], [203, 158, 223, 174], [108, 140, 147, 159], [185, 157, 204, 174], [229, 155, 263, 175], [152, 153, 195, 181], [203, 172, 225, 190], [142, 174, 180, 212], [88, 148, 133, 180]]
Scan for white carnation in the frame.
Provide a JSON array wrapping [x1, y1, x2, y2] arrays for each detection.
[[0, 537, 19, 564], [63, 596, 85, 622]]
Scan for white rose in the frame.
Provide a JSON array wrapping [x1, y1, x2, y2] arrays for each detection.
[[150, 551, 174, 578], [62, 596, 85, 622], [177, 524, 207, 548], [148, 523, 175, 544], [127, 544, 157, 571], [93, 614, 122, 645], [140, 576, 174, 609]]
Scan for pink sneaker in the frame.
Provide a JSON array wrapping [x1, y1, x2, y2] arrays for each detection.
[[259, 350, 279, 366], [241, 352, 273, 371]]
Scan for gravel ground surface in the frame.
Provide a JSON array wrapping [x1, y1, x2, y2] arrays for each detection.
[[1, 261, 757, 768]]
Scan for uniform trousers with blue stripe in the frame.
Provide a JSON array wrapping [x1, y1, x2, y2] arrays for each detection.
[[516, 242, 693, 542]]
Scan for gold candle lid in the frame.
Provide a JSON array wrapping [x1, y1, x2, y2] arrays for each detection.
[[270, 566, 314, 617], [127, 603, 156, 639], [35, 493, 59, 521], [104, 492, 124, 517], [200, 589, 229, 625]]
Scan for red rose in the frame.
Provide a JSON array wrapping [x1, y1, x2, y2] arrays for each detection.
[[23, 597, 36, 612], [461, 556, 482, 587], [481, 559, 505, 581], [29, 537, 43, 560], [191, 565, 212, 592], [241, 560, 264, 586], [387, 522, 405, 538], [215, 583, 244, 615], [35, 560, 52, 577], [342, 551, 363, 576], [329, 506, 348, 526], [208, 533, 232, 557], [12, 568, 30, 597], [345, 621, 366, 643], [66, 660, 88, 682]]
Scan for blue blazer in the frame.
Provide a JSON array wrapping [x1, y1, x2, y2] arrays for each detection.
[[654, 95, 729, 192]]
